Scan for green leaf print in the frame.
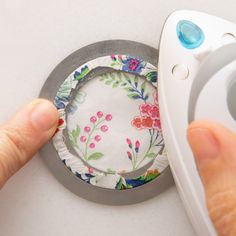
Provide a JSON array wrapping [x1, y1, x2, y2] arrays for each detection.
[[69, 125, 81, 148], [99, 72, 149, 102], [88, 152, 104, 160], [146, 153, 157, 158]]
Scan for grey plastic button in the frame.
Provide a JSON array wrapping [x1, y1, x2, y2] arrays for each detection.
[[172, 64, 189, 80]]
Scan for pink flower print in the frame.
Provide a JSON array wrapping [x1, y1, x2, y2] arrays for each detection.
[[97, 111, 103, 118], [139, 103, 152, 115], [80, 136, 87, 142], [126, 138, 132, 148], [129, 59, 139, 71], [127, 151, 132, 160], [153, 119, 161, 130], [111, 54, 116, 60], [125, 138, 144, 170], [84, 126, 91, 132], [149, 105, 159, 119], [131, 116, 142, 129], [89, 143, 95, 149], [101, 125, 108, 132], [94, 135, 101, 142], [71, 110, 113, 162], [135, 140, 140, 153], [105, 114, 112, 121], [153, 92, 158, 105], [90, 116, 97, 123], [122, 57, 144, 72]]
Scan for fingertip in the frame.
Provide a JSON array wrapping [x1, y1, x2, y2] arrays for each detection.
[[187, 126, 220, 165], [30, 99, 59, 133], [188, 120, 216, 132], [187, 120, 236, 185], [188, 120, 236, 152]]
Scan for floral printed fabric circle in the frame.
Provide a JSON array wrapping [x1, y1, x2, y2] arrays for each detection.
[[53, 55, 168, 190], [67, 73, 163, 173]]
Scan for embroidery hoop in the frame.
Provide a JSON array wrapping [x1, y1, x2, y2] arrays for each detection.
[[39, 40, 173, 204]]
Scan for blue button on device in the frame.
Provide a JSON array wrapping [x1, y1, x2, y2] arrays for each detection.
[[177, 20, 205, 49]]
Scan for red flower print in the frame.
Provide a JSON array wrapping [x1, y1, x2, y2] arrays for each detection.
[[139, 103, 152, 115], [58, 118, 64, 126], [153, 119, 161, 129], [132, 101, 161, 130], [131, 116, 142, 129], [52, 118, 64, 137], [149, 105, 159, 119], [141, 116, 153, 128]]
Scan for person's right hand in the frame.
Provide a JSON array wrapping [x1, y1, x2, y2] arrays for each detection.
[[187, 121, 236, 236]]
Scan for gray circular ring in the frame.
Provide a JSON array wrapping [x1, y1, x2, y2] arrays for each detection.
[[39, 40, 173, 205]]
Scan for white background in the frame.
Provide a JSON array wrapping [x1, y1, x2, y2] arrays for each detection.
[[1, 1, 236, 235]]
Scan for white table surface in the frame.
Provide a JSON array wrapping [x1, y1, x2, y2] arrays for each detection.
[[1, 1, 236, 235]]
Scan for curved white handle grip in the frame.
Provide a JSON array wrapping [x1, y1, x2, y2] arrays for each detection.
[[188, 43, 236, 123]]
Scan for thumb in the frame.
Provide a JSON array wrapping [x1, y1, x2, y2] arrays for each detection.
[[187, 121, 236, 236], [0, 99, 58, 189]]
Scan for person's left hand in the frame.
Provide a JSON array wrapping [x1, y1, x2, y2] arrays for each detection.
[[0, 99, 58, 189]]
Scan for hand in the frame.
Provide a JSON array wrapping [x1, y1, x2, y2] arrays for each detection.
[[0, 99, 58, 189], [188, 121, 236, 236]]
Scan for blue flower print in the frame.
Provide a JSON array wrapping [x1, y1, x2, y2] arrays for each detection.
[[122, 57, 146, 73]]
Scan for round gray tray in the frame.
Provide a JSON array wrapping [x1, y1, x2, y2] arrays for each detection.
[[39, 40, 173, 205]]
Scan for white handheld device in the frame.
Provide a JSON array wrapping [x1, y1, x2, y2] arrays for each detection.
[[159, 10, 236, 236]]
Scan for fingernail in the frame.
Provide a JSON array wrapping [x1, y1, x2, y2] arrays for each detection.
[[187, 128, 220, 165], [31, 100, 58, 131]]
